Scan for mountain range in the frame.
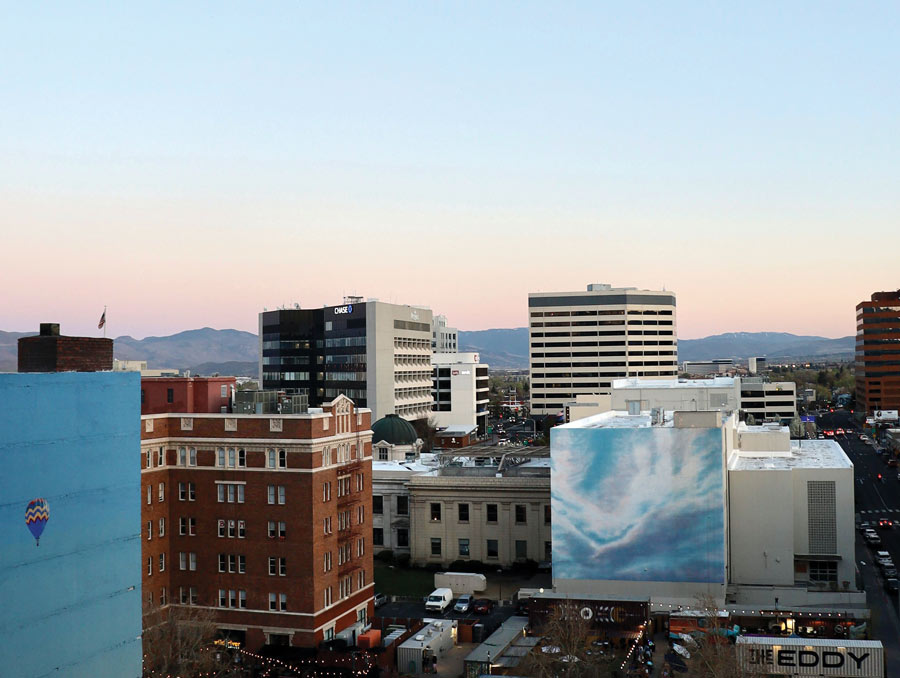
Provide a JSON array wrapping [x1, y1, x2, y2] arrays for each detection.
[[0, 327, 853, 374]]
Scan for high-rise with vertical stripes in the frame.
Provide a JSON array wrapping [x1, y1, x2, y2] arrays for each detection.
[[528, 284, 678, 417], [855, 289, 900, 415]]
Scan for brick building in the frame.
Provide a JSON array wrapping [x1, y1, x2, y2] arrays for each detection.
[[141, 376, 236, 415], [856, 290, 900, 414], [141, 395, 374, 649], [18, 323, 113, 372]]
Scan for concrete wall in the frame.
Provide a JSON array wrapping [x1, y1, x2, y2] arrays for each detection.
[[0, 372, 142, 678]]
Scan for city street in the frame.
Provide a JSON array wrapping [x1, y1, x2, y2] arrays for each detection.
[[819, 410, 900, 675]]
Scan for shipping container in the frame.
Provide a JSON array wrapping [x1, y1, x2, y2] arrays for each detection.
[[396, 620, 454, 676], [736, 636, 884, 677], [434, 572, 487, 595]]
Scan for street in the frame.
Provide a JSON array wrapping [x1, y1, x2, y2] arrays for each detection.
[[818, 410, 900, 675]]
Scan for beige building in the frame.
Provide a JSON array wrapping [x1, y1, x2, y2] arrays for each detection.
[[529, 283, 678, 416], [408, 461, 551, 568]]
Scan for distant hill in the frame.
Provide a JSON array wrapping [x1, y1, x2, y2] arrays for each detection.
[[459, 328, 528, 368], [1, 326, 852, 375], [679, 332, 854, 363], [114, 328, 258, 371]]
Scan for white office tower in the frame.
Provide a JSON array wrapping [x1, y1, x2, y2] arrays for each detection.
[[432, 314, 458, 353], [528, 283, 677, 416]]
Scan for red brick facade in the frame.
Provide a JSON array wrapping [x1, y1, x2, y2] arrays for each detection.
[[141, 396, 373, 650], [141, 376, 236, 415], [856, 290, 900, 414], [18, 332, 113, 372]]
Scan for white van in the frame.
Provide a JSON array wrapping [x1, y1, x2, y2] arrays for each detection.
[[424, 588, 453, 613]]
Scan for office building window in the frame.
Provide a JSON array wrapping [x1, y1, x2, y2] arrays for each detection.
[[373, 495, 383, 514], [430, 503, 441, 522], [373, 528, 383, 546], [515, 540, 527, 560], [515, 504, 527, 524], [431, 538, 441, 556], [397, 495, 409, 515], [458, 503, 469, 523], [486, 503, 498, 523], [397, 528, 408, 547], [544, 505, 551, 525], [459, 538, 470, 557], [486, 539, 499, 559]]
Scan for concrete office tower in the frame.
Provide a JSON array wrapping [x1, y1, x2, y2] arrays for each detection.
[[432, 314, 458, 353], [260, 299, 434, 422], [748, 356, 768, 375], [528, 283, 678, 416], [431, 352, 490, 434], [856, 290, 900, 414]]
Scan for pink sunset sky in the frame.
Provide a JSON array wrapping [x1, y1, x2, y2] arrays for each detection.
[[2, 4, 898, 340]]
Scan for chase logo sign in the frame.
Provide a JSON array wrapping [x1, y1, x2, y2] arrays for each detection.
[[334, 305, 353, 315]]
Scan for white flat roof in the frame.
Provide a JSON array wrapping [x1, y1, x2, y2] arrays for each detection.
[[372, 459, 434, 473], [612, 376, 736, 390], [558, 410, 672, 429], [729, 439, 852, 471]]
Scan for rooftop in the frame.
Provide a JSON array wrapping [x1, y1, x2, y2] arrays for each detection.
[[558, 410, 672, 430], [612, 376, 736, 390], [729, 439, 852, 471]]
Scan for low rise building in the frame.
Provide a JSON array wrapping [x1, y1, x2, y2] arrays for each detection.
[[681, 359, 734, 376], [740, 377, 797, 423], [408, 458, 551, 568], [749, 356, 768, 375], [141, 376, 236, 415]]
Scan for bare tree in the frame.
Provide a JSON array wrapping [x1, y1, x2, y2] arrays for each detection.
[[142, 604, 239, 677], [677, 595, 753, 678], [519, 603, 618, 678]]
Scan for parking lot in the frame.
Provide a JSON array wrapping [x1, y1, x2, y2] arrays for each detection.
[[374, 597, 517, 635]]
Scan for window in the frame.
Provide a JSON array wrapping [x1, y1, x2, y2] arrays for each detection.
[[358, 570, 366, 591], [278, 486, 285, 504], [397, 528, 409, 548], [486, 504, 498, 523], [219, 589, 227, 607], [228, 448, 236, 468], [221, 384, 228, 398], [147, 485, 151, 505], [357, 537, 365, 557], [324, 588, 333, 608], [147, 556, 152, 576], [808, 560, 838, 584], [378, 448, 388, 461], [323, 482, 331, 502], [430, 503, 441, 522], [238, 555, 246, 574], [267, 449, 276, 468], [357, 473, 364, 492], [158, 518, 165, 537], [487, 539, 499, 559], [157, 448, 164, 466], [188, 483, 195, 501], [515, 504, 527, 525], [515, 540, 527, 560], [268, 485, 286, 504], [145, 449, 152, 469], [544, 505, 551, 525], [167, 388, 174, 403], [147, 521, 152, 541], [159, 553, 166, 572], [217, 448, 226, 467], [269, 557, 287, 576], [324, 626, 335, 641], [238, 520, 245, 538], [237, 448, 244, 467], [220, 483, 244, 503], [323, 517, 332, 534], [179, 483, 186, 501], [324, 552, 332, 572], [431, 538, 441, 556], [279, 521, 287, 538], [228, 519, 236, 538], [179, 552, 187, 570], [459, 538, 470, 557], [189, 552, 197, 571], [322, 447, 332, 466], [373, 528, 383, 546], [160, 587, 166, 606], [357, 505, 365, 524], [397, 496, 409, 515], [268, 593, 286, 611], [373, 495, 383, 514], [219, 554, 226, 572], [179, 447, 187, 466], [158, 483, 165, 502], [279, 449, 287, 468], [458, 503, 469, 523], [218, 520, 226, 538]]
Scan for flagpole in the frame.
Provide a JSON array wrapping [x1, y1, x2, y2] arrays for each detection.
[[103, 305, 107, 338]]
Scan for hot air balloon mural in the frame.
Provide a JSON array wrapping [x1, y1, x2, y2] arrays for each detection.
[[25, 498, 49, 546]]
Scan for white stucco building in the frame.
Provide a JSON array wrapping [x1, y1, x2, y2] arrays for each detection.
[[431, 352, 490, 435]]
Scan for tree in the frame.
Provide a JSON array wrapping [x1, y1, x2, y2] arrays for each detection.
[[677, 595, 752, 678], [411, 415, 438, 452], [142, 604, 239, 677], [519, 603, 618, 677]]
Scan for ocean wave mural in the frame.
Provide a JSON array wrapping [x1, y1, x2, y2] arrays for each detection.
[[551, 425, 725, 583]]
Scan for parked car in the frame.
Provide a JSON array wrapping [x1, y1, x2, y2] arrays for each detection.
[[885, 579, 899, 594], [454, 594, 473, 613], [865, 530, 882, 546], [424, 588, 453, 613], [473, 598, 495, 614], [374, 592, 388, 608], [860, 435, 869, 442], [874, 551, 892, 566], [884, 567, 898, 579], [859, 521, 873, 533]]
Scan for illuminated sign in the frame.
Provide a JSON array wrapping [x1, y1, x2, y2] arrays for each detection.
[[334, 305, 353, 315]]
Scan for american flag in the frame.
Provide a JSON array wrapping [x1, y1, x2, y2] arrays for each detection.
[[98, 310, 106, 329]]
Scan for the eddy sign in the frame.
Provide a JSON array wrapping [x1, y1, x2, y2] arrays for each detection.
[[738, 640, 883, 677]]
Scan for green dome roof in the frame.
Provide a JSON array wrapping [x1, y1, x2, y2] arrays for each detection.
[[371, 414, 418, 445]]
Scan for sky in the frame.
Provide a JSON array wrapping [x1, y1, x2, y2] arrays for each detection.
[[1, 2, 898, 340]]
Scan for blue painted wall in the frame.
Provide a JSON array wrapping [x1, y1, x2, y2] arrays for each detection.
[[551, 425, 726, 584], [0, 372, 142, 678]]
